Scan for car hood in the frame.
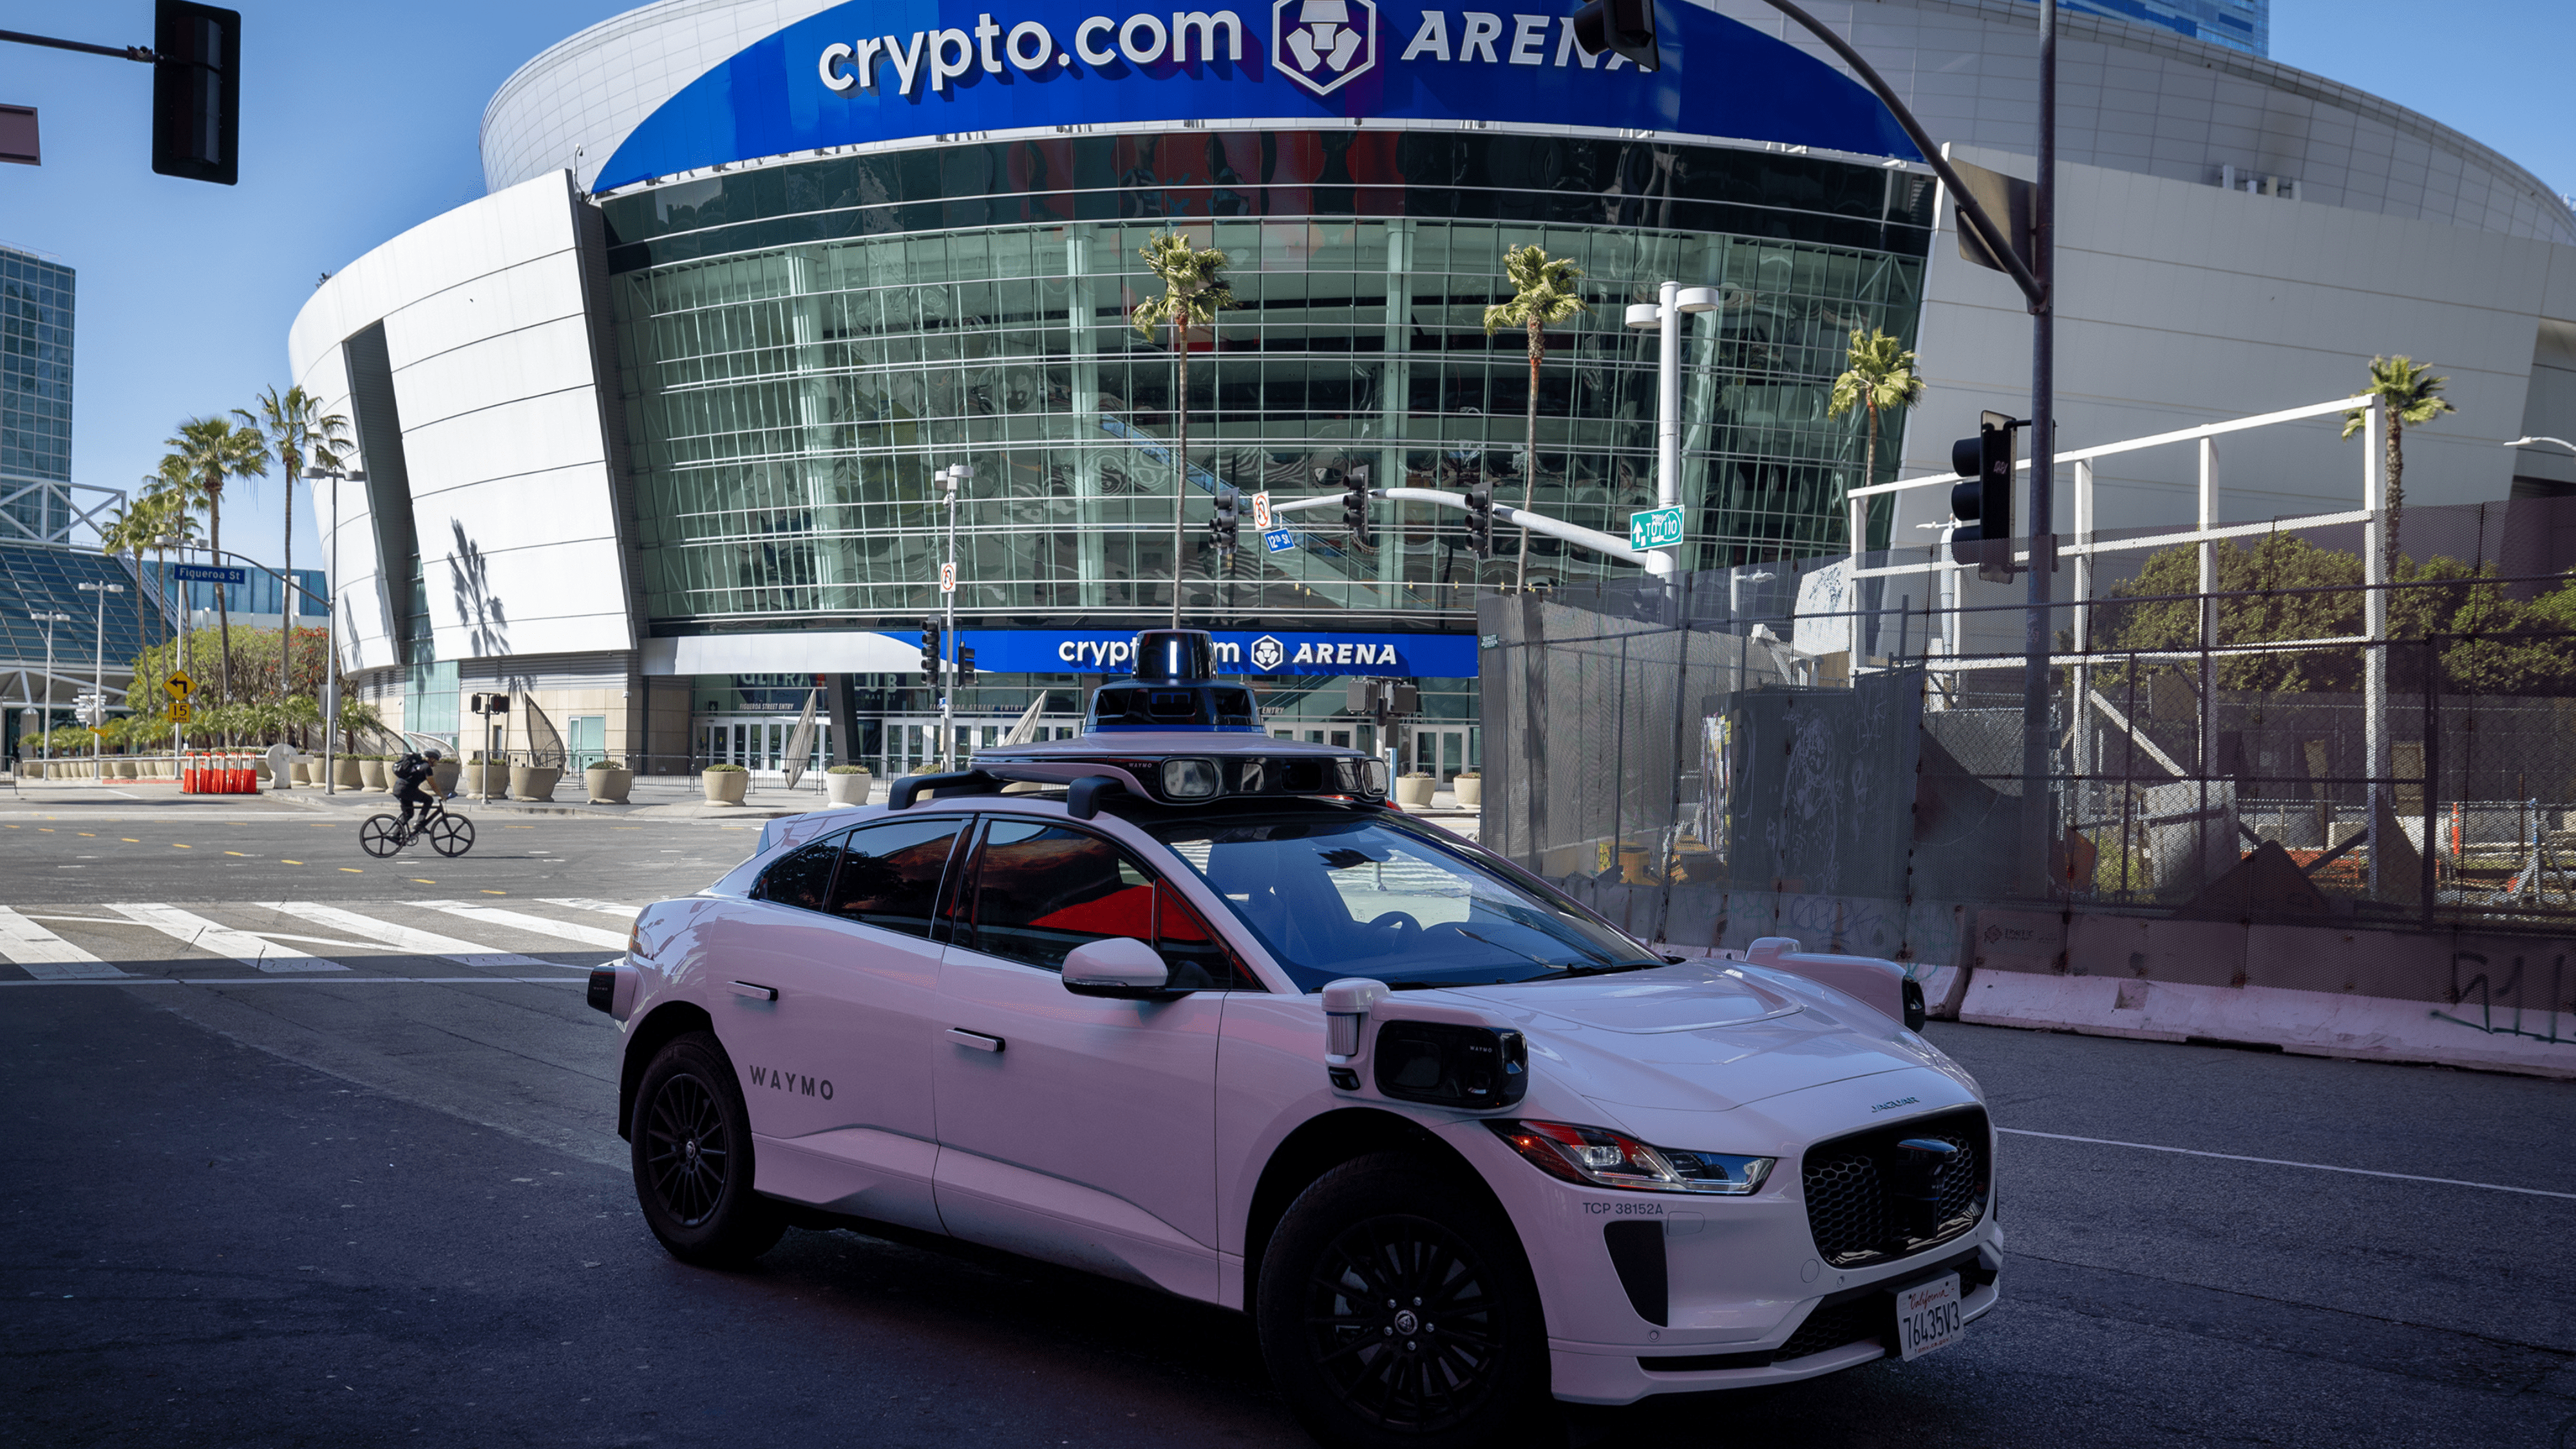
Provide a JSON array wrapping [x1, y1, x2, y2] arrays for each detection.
[[1437, 963, 1960, 1113]]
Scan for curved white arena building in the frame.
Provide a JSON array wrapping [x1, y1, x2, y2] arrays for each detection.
[[289, 0, 2576, 777]]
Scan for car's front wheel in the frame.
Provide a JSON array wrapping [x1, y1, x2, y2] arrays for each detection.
[[1256, 1152, 1555, 1449], [630, 1031, 784, 1267]]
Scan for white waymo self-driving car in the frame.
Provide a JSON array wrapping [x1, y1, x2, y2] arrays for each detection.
[[588, 631, 1999, 1448]]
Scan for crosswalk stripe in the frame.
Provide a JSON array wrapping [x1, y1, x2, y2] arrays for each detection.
[[0, 905, 130, 980], [262, 901, 562, 970], [104, 903, 348, 974], [412, 901, 627, 951], [541, 898, 642, 919]]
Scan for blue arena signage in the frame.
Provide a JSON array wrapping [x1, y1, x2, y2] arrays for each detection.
[[595, 0, 1913, 191], [880, 629, 1479, 676]]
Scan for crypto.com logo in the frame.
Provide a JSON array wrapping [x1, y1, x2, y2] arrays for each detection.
[[1272, 0, 1375, 95]]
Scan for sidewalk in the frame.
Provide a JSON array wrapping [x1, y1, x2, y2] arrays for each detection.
[[261, 772, 867, 822]]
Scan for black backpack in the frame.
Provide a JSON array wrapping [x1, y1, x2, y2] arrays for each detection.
[[395, 752, 428, 782]]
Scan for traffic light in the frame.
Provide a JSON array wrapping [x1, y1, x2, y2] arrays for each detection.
[[1340, 468, 1374, 547], [1211, 485, 1240, 555], [1463, 477, 1495, 558], [1570, 0, 1659, 71], [919, 618, 942, 682], [152, 2, 241, 186], [958, 647, 977, 685], [468, 692, 511, 715], [1948, 411, 2018, 577]]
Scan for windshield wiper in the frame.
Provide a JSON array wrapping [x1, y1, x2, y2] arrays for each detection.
[[1550, 961, 1665, 978]]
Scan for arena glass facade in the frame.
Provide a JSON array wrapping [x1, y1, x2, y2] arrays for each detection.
[[601, 134, 1933, 645]]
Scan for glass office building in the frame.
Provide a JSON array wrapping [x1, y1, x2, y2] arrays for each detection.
[[1, 242, 75, 539]]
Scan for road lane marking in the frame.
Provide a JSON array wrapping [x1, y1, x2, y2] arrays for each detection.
[[341, 867, 362, 874], [104, 903, 348, 974], [1997, 1127, 2576, 1202], [0, 905, 129, 980], [0, 977, 582, 987], [263, 901, 558, 969], [542, 899, 640, 918], [412, 901, 625, 950], [281, 860, 301, 865], [120, 838, 138, 843]]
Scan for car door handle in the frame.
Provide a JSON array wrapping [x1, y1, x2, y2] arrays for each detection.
[[945, 1027, 1005, 1053], [729, 980, 778, 1002]]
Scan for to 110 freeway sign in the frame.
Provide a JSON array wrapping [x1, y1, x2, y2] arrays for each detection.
[[1629, 505, 1685, 551]]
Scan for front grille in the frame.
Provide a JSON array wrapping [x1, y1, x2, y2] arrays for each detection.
[[1799, 1107, 1989, 1269]]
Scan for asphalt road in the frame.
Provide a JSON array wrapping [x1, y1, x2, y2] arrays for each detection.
[[4, 793, 2573, 1448]]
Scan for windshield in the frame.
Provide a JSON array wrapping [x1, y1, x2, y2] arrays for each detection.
[[1144, 811, 1659, 992]]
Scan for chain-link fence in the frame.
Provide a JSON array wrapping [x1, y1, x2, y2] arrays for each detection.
[[1479, 499, 2576, 1016]]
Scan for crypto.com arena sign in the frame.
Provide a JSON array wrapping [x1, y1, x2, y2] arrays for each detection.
[[592, 0, 1915, 191]]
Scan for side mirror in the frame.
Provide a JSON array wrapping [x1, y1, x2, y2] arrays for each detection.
[[1062, 936, 1175, 999]]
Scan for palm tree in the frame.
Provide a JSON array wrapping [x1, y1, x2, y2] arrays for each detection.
[[96, 502, 153, 680], [2340, 355, 2456, 575], [1826, 327, 1927, 553], [1130, 229, 1237, 627], [162, 416, 271, 703], [238, 386, 351, 673], [1482, 245, 1588, 592], [135, 468, 205, 666]]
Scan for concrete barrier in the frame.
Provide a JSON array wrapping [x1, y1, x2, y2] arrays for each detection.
[[1958, 969, 2576, 1079]]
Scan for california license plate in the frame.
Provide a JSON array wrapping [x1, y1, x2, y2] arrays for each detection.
[[1895, 1273, 1964, 1361]]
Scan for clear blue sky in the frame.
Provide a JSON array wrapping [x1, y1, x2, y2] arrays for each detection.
[[2, 0, 2571, 579]]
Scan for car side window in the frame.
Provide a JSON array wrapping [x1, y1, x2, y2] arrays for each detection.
[[751, 828, 849, 913], [964, 818, 1255, 989], [823, 817, 967, 939]]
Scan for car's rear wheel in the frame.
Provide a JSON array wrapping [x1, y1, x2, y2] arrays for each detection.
[[1257, 1152, 1555, 1449], [631, 1031, 783, 1267]]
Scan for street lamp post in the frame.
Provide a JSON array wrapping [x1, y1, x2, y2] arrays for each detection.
[[1622, 283, 1721, 579], [302, 463, 366, 795], [2506, 436, 2576, 455], [26, 611, 68, 766], [77, 581, 124, 779], [935, 464, 972, 768]]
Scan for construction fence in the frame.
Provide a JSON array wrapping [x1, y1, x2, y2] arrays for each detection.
[[1477, 500, 2576, 1042]]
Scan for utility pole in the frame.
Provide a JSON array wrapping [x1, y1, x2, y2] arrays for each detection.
[[28, 611, 68, 766], [303, 463, 363, 793]]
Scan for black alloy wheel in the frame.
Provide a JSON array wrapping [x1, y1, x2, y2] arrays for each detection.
[[358, 815, 402, 858], [1258, 1153, 1552, 1449], [629, 1032, 784, 1266], [428, 815, 473, 857]]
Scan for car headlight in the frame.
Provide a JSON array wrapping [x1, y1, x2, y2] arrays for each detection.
[[1159, 757, 1220, 799], [1486, 1119, 1774, 1195]]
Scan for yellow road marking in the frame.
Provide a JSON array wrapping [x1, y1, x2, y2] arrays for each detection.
[[121, 838, 139, 843], [37, 828, 52, 833], [281, 860, 301, 865], [224, 851, 249, 857], [505, 826, 533, 829], [480, 889, 506, 896], [412, 878, 435, 884], [171, 842, 191, 848], [77, 832, 94, 837], [340, 867, 363, 874]]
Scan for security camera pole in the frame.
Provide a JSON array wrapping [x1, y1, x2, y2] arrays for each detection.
[[1578, 0, 2058, 893]]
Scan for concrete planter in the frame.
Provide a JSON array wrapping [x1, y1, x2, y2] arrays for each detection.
[[702, 769, 749, 806], [825, 770, 873, 806], [114, 759, 138, 779], [288, 761, 310, 784], [1452, 775, 1482, 808], [509, 764, 563, 802], [1394, 775, 1437, 808], [585, 766, 634, 804], [333, 757, 363, 788], [431, 759, 462, 795], [464, 761, 507, 795], [359, 759, 388, 790]]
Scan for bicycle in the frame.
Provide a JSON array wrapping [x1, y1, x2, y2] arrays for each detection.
[[359, 793, 476, 858]]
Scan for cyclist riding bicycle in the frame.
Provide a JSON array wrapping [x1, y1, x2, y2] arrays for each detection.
[[392, 750, 443, 838]]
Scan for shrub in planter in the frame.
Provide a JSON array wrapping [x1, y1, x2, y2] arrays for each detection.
[[701, 762, 750, 806], [824, 764, 873, 806], [509, 762, 564, 802], [430, 757, 462, 795], [1394, 771, 1438, 808], [585, 757, 634, 804]]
